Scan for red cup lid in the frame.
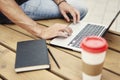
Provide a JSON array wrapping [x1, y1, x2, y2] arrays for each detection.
[[80, 36, 108, 53]]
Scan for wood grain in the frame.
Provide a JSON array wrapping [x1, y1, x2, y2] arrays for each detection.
[[0, 22, 119, 79]]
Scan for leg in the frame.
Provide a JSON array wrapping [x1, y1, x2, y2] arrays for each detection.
[[20, 0, 62, 20], [20, 0, 88, 20]]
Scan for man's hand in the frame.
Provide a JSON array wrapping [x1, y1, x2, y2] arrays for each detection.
[[58, 2, 80, 24], [35, 23, 73, 39], [0, 0, 73, 40]]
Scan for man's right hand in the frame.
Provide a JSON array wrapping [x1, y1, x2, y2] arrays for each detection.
[[35, 23, 73, 39]]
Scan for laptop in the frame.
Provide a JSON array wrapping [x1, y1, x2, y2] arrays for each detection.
[[50, 10, 120, 52]]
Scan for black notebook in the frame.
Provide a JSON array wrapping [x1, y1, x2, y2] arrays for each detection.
[[15, 39, 50, 72]]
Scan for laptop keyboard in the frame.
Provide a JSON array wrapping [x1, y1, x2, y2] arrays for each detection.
[[68, 24, 106, 48]]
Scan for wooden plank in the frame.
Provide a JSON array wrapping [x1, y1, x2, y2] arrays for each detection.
[[104, 49, 120, 73], [36, 19, 70, 26], [0, 25, 33, 50], [5, 20, 120, 75], [0, 45, 63, 80], [3, 24, 37, 39], [2, 24, 120, 79], [108, 30, 120, 35], [104, 31, 120, 52]]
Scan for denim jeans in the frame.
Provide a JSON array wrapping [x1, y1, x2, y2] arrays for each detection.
[[20, 0, 88, 20]]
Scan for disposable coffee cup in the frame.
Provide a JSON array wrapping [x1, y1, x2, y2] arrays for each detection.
[[80, 36, 108, 80]]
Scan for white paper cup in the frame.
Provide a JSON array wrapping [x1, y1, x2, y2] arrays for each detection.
[[80, 36, 108, 80]]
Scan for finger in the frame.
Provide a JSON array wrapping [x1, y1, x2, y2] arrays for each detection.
[[60, 27, 73, 36], [63, 28, 72, 36], [67, 13, 73, 21], [67, 27, 73, 33], [57, 31, 69, 38], [75, 10, 80, 22], [61, 11, 70, 22], [65, 27, 73, 35], [70, 11, 77, 24]]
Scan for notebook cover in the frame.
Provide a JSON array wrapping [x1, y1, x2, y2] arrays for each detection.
[[15, 39, 50, 72]]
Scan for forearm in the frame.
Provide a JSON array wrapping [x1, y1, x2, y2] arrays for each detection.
[[0, 0, 45, 36]]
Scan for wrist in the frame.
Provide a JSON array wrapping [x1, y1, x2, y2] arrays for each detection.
[[57, 0, 66, 6], [32, 23, 43, 37], [32, 23, 47, 39]]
